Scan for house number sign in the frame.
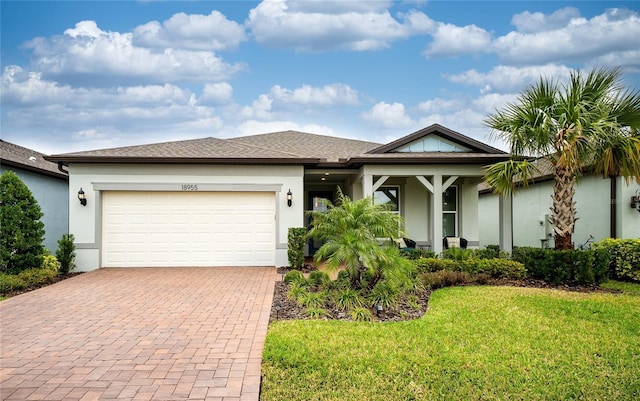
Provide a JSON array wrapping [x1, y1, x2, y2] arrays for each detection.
[[181, 184, 199, 191]]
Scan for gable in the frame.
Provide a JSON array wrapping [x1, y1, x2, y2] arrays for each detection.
[[392, 134, 471, 153]]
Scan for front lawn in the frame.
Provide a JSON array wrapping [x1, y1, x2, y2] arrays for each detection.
[[261, 285, 640, 400]]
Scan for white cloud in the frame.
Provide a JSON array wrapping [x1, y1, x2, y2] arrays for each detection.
[[445, 64, 573, 94], [246, 0, 433, 51], [133, 11, 246, 51], [362, 102, 413, 128], [25, 21, 246, 85], [511, 7, 580, 33], [424, 23, 492, 58], [241, 94, 273, 119], [200, 82, 234, 105], [417, 97, 464, 114], [492, 8, 640, 64], [269, 84, 359, 106]]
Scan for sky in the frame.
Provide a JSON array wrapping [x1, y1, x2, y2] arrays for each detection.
[[1, 0, 639, 155]]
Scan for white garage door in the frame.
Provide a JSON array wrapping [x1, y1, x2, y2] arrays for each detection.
[[102, 191, 275, 267]]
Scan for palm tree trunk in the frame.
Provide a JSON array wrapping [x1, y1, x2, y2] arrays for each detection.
[[551, 165, 577, 250]]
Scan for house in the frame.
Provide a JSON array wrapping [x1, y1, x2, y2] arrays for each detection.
[[478, 160, 640, 249], [45, 124, 510, 271], [1, 140, 69, 252]]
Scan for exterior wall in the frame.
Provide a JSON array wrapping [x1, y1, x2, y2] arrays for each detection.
[[0, 165, 69, 252], [478, 175, 640, 248], [68, 163, 304, 271], [403, 177, 429, 242], [459, 180, 479, 246]]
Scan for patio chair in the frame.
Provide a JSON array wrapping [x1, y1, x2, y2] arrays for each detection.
[[443, 236, 468, 249]]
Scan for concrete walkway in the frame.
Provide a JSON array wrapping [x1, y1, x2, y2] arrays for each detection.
[[0, 267, 277, 401]]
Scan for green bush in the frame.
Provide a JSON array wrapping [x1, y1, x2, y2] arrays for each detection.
[[0, 267, 58, 294], [284, 270, 307, 286], [0, 171, 45, 274], [305, 307, 330, 319], [0, 273, 27, 293], [55, 234, 76, 275], [308, 270, 330, 288], [287, 227, 307, 270], [461, 258, 527, 279], [333, 288, 364, 311], [413, 258, 458, 273], [399, 248, 437, 260], [368, 281, 400, 309], [512, 247, 609, 285], [471, 245, 509, 260], [41, 254, 61, 273], [592, 238, 640, 282], [350, 307, 373, 322], [442, 247, 473, 260], [297, 291, 328, 308]]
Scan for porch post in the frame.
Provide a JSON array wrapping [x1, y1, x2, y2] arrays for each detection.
[[362, 174, 373, 199], [499, 194, 513, 253], [432, 174, 443, 254]]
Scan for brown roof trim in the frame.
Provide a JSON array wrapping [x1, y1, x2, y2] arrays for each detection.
[[367, 124, 506, 155], [44, 156, 322, 166], [345, 154, 510, 167], [1, 159, 69, 180]]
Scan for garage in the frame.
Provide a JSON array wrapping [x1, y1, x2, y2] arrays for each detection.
[[102, 191, 275, 267]]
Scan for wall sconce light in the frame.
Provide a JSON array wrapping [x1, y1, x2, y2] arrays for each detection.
[[78, 188, 87, 206], [287, 189, 292, 207]]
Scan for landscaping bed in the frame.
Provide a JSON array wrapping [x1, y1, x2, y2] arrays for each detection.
[[0, 272, 83, 299]]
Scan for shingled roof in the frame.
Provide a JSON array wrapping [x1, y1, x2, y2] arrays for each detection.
[[46, 125, 510, 166], [1, 140, 68, 179]]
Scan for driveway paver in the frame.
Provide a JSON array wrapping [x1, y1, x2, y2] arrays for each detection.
[[0, 267, 277, 401]]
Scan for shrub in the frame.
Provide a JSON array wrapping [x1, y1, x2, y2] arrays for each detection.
[[413, 258, 458, 274], [297, 291, 328, 308], [18, 268, 57, 287], [287, 227, 307, 270], [0, 171, 45, 274], [0, 273, 27, 293], [512, 247, 609, 285], [56, 234, 76, 275], [472, 245, 509, 260], [284, 270, 307, 286], [418, 271, 473, 289], [350, 307, 374, 322], [399, 248, 437, 260], [442, 247, 473, 261], [287, 283, 308, 302], [368, 281, 400, 309], [333, 288, 364, 311], [461, 258, 527, 279], [592, 239, 640, 282], [41, 254, 61, 273], [308, 271, 330, 288]]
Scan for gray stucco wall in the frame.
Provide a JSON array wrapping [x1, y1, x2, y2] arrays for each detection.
[[1, 166, 69, 252]]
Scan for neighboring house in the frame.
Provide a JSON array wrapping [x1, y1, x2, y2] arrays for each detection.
[[46, 124, 510, 272], [478, 163, 640, 249], [1, 140, 70, 252]]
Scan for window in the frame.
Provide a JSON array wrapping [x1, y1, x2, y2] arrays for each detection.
[[374, 186, 399, 214], [443, 186, 457, 237]]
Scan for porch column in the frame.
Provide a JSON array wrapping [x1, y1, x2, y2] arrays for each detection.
[[362, 174, 373, 199], [432, 174, 443, 254], [499, 194, 513, 253]]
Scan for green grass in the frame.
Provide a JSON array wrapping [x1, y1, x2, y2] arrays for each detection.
[[261, 286, 640, 401], [600, 279, 640, 296]]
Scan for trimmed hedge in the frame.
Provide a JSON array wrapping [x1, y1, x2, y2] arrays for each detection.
[[413, 257, 526, 280], [591, 238, 640, 282], [399, 248, 437, 260], [0, 268, 58, 294], [287, 227, 306, 270], [511, 247, 609, 285]]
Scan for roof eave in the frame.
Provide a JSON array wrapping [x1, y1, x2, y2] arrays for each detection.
[[0, 159, 69, 180], [44, 156, 322, 166], [345, 155, 511, 167]]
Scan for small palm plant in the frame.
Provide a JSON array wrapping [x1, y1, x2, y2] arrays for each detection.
[[307, 187, 412, 292]]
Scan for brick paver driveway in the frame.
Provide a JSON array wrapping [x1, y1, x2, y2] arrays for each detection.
[[0, 267, 277, 401]]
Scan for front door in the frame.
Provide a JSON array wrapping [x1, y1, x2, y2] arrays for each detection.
[[307, 191, 333, 255]]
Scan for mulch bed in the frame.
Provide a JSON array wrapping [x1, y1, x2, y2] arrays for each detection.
[[269, 266, 619, 323], [1, 272, 84, 299]]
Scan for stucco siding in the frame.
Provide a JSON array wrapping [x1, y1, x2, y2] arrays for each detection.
[[68, 164, 304, 271], [479, 175, 640, 248], [1, 165, 69, 252]]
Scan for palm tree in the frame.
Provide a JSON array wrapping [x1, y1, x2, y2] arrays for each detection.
[[484, 67, 640, 250], [306, 187, 411, 290]]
